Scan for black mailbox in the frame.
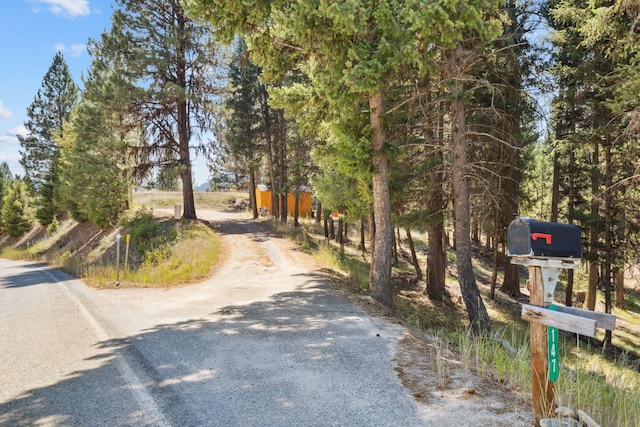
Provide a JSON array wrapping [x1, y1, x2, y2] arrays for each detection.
[[507, 218, 582, 259]]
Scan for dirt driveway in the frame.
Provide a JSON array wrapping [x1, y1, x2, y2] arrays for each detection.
[[191, 209, 533, 426]]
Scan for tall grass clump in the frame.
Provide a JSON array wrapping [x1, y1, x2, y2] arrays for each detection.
[[128, 225, 220, 285], [554, 350, 640, 427], [451, 326, 531, 389]]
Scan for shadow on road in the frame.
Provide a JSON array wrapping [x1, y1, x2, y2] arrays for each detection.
[[0, 263, 59, 289], [0, 273, 423, 426]]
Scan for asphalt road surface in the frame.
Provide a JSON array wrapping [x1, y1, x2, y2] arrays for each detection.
[[0, 212, 433, 427]]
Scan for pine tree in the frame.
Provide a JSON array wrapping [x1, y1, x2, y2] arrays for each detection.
[[189, 0, 503, 323], [1, 181, 33, 237], [19, 52, 78, 190], [55, 37, 133, 229], [0, 162, 13, 227], [224, 38, 266, 219], [18, 52, 79, 226], [101, 0, 226, 219]]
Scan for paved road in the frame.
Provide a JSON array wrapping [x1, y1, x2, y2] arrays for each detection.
[[0, 211, 431, 426]]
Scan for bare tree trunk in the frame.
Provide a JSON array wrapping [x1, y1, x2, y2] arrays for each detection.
[[550, 150, 560, 222], [615, 269, 625, 309], [393, 227, 399, 267], [316, 201, 322, 224], [565, 151, 576, 306], [249, 170, 258, 219], [368, 208, 375, 254], [329, 216, 335, 239], [603, 142, 613, 347], [324, 211, 329, 238], [425, 100, 447, 301], [450, 44, 490, 334], [275, 107, 288, 224], [586, 144, 600, 311], [491, 207, 500, 299], [294, 191, 300, 227], [360, 217, 366, 256], [368, 91, 393, 307], [405, 228, 422, 281]]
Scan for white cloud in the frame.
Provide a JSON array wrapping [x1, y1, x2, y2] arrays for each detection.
[[54, 42, 87, 57], [9, 125, 28, 138], [31, 0, 90, 18], [0, 135, 18, 145], [0, 101, 13, 120]]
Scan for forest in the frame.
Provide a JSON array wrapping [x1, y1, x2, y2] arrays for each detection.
[[0, 0, 639, 339]]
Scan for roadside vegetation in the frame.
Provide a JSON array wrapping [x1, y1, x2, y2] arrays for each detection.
[[2, 190, 639, 425], [0, 192, 245, 288], [0, 0, 638, 425], [272, 216, 640, 427]]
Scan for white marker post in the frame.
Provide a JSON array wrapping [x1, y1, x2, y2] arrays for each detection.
[[116, 233, 122, 282]]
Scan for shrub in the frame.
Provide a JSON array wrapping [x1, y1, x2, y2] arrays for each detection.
[[1, 181, 33, 237]]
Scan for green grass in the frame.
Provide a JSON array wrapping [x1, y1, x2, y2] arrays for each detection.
[[82, 220, 220, 287], [1, 198, 222, 288], [272, 219, 640, 427]]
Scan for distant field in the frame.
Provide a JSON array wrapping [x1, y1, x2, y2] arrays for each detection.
[[132, 190, 249, 210]]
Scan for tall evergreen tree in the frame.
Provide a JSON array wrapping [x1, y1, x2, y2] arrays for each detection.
[[55, 36, 133, 228], [102, 0, 226, 219], [0, 162, 13, 227], [18, 52, 79, 225], [224, 38, 265, 218], [189, 0, 503, 326]]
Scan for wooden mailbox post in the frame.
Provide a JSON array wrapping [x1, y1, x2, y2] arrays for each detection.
[[507, 218, 616, 426]]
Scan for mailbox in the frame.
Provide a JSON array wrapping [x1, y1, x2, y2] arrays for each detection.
[[507, 218, 582, 259]]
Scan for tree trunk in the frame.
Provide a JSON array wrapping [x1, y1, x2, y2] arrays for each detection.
[[565, 151, 576, 307], [176, 24, 196, 219], [324, 211, 329, 238], [615, 269, 625, 309], [405, 228, 422, 281], [280, 192, 288, 223], [586, 144, 600, 311], [392, 227, 399, 267], [259, 83, 278, 219], [425, 100, 447, 301], [329, 216, 335, 239], [360, 217, 366, 256], [368, 208, 375, 254], [277, 109, 287, 224], [586, 263, 598, 311], [368, 91, 393, 307], [491, 207, 500, 299], [316, 201, 322, 224], [550, 149, 560, 222], [294, 191, 300, 227], [450, 45, 491, 334], [249, 169, 258, 219], [603, 142, 613, 347]]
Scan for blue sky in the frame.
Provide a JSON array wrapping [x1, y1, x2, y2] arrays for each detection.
[[0, 0, 210, 186]]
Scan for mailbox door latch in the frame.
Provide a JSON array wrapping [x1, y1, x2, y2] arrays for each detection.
[[531, 233, 552, 245]]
